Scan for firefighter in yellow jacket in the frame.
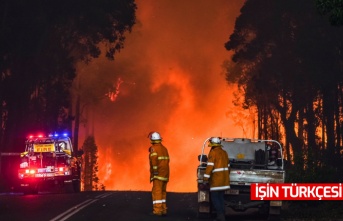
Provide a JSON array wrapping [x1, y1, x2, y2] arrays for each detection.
[[203, 137, 230, 221], [148, 131, 170, 216]]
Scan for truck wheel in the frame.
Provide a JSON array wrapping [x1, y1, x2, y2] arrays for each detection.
[[72, 180, 81, 193]]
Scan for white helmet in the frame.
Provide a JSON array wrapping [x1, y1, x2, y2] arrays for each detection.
[[148, 132, 162, 141], [209, 137, 221, 146]]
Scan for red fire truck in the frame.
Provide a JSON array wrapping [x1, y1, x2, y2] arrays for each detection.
[[18, 133, 83, 194]]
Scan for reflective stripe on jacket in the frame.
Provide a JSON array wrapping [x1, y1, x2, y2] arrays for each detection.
[[149, 143, 170, 182], [203, 146, 230, 191]]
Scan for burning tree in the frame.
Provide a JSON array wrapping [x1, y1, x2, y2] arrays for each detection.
[[82, 135, 102, 191]]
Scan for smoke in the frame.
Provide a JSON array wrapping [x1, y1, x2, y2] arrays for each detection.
[[79, 0, 245, 192]]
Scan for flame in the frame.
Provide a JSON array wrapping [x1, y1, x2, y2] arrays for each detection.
[[79, 0, 245, 192], [106, 77, 124, 102]]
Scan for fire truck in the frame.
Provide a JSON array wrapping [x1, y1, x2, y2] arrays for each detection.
[[18, 133, 83, 194], [197, 137, 285, 221]]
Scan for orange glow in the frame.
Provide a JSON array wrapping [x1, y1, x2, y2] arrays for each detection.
[[77, 0, 247, 192]]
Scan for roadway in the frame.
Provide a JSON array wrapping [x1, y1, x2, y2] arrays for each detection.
[[0, 189, 274, 221]]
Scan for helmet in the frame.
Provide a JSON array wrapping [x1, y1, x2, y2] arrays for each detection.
[[209, 137, 221, 147], [148, 132, 162, 141]]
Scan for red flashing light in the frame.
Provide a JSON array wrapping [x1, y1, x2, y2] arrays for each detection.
[[28, 134, 45, 139]]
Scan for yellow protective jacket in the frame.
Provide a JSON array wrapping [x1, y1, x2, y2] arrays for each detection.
[[203, 146, 230, 191], [149, 143, 170, 182]]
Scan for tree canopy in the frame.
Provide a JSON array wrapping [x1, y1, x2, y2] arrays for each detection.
[[0, 0, 136, 151], [315, 0, 343, 26]]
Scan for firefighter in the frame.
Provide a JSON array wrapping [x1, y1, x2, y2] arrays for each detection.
[[148, 131, 170, 216], [203, 137, 230, 221]]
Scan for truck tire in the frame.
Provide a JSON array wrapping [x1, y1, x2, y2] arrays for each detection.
[[72, 179, 81, 193]]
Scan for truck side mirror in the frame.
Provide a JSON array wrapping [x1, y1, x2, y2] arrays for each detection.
[[198, 154, 208, 163]]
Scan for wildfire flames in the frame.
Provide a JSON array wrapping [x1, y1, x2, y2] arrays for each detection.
[[106, 77, 124, 102], [79, 0, 245, 192]]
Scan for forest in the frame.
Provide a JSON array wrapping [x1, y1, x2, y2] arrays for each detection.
[[225, 0, 343, 183], [0, 0, 136, 152], [225, 1, 343, 218]]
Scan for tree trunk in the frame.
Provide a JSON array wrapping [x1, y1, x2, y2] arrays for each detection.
[[73, 94, 80, 151], [323, 87, 335, 166]]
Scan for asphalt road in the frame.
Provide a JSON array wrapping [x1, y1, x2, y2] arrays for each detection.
[[0, 190, 269, 221]]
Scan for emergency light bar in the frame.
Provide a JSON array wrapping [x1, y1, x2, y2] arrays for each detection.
[[27, 133, 69, 139]]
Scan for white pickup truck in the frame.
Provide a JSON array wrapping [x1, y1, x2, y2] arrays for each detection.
[[197, 138, 285, 221]]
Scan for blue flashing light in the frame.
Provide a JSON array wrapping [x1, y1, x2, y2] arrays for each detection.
[[47, 132, 69, 138]]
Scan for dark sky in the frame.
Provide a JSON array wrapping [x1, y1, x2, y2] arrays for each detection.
[[78, 0, 245, 192]]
